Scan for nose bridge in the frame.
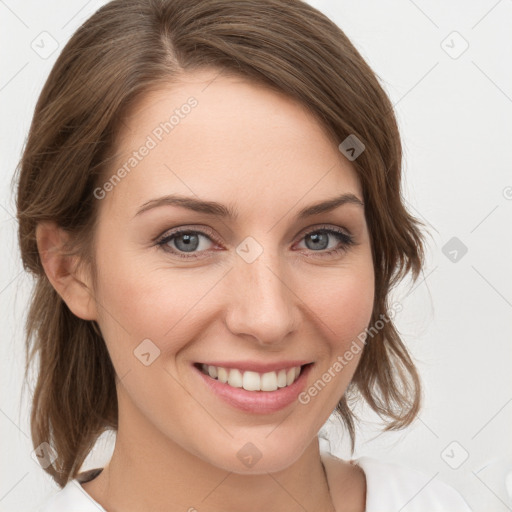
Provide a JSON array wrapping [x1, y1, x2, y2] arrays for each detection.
[[225, 236, 299, 343]]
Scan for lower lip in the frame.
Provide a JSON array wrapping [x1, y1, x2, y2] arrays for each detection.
[[193, 363, 313, 414]]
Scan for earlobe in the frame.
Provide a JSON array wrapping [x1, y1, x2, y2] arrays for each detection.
[[35, 221, 98, 321]]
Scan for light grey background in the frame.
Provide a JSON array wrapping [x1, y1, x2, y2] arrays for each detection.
[[1, 1, 511, 511]]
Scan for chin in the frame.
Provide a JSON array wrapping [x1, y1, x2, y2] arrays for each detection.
[[191, 428, 315, 475]]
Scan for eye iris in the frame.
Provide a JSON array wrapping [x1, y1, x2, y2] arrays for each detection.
[[174, 233, 199, 252], [306, 232, 328, 250]]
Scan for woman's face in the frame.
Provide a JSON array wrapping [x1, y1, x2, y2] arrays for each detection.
[[89, 69, 374, 473]]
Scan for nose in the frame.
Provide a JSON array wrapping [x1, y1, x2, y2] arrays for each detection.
[[224, 245, 300, 346]]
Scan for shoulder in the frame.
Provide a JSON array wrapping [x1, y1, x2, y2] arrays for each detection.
[[353, 456, 472, 512], [36, 470, 106, 512]]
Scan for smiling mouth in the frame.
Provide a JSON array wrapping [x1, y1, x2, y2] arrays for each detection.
[[193, 362, 312, 392]]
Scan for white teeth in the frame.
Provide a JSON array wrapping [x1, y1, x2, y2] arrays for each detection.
[[277, 369, 287, 388], [242, 371, 260, 391], [200, 364, 303, 391], [228, 368, 243, 388], [217, 367, 229, 383], [286, 367, 295, 386], [261, 371, 278, 392]]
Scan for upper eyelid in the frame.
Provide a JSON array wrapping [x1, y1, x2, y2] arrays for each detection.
[[156, 225, 219, 245], [156, 223, 352, 247]]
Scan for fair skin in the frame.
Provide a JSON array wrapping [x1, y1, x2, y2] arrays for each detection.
[[36, 69, 373, 512]]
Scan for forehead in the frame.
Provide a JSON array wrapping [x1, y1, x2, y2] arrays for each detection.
[[99, 69, 362, 221]]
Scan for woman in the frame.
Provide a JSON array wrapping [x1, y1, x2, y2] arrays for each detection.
[[15, 0, 471, 510]]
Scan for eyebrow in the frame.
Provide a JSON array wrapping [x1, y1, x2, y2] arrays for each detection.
[[134, 192, 364, 220]]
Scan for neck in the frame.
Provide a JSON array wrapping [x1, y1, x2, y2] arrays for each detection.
[[85, 397, 335, 512], [95, 439, 334, 512]]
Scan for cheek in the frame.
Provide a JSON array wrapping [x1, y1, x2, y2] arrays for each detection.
[[93, 212, 374, 366], [93, 248, 224, 363], [299, 262, 375, 354], [326, 276, 373, 346]]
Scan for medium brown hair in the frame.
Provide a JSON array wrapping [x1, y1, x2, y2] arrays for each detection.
[[15, 0, 424, 488]]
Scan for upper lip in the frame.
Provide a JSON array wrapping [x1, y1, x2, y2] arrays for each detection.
[[195, 361, 312, 373]]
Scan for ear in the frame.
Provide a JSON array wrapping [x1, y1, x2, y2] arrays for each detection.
[[35, 221, 98, 321]]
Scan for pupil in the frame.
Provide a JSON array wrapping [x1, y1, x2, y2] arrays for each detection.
[[306, 232, 328, 250], [176, 233, 199, 252]]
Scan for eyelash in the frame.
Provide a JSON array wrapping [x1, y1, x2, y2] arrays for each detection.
[[155, 224, 355, 260]]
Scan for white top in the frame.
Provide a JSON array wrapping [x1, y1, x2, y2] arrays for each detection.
[[36, 456, 472, 511]]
